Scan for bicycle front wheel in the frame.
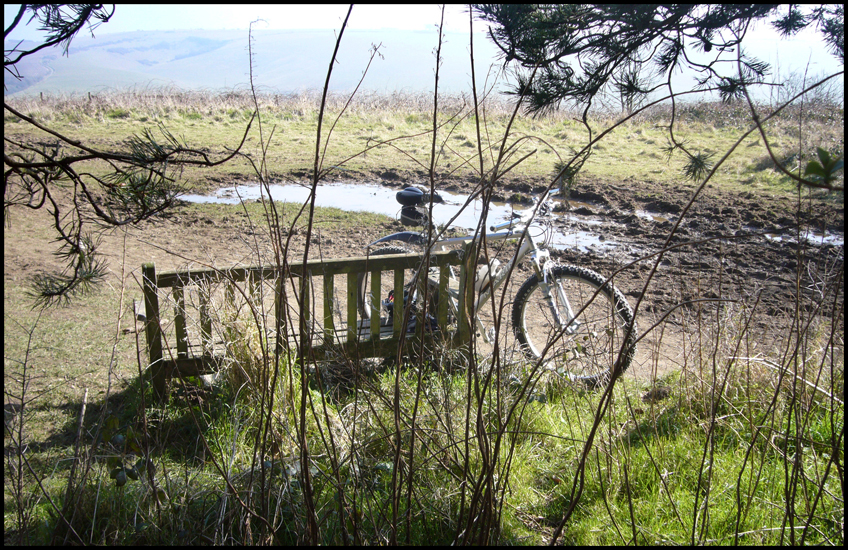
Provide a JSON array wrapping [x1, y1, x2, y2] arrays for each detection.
[[512, 264, 636, 386]]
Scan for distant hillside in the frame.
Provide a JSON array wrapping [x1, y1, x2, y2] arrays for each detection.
[[5, 28, 504, 96]]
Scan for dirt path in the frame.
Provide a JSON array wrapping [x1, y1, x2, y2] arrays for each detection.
[[4, 174, 843, 388]]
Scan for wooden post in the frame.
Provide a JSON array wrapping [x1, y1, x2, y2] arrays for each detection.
[[457, 243, 475, 347], [302, 274, 311, 342], [392, 268, 404, 338], [437, 264, 449, 332], [199, 281, 212, 356], [274, 273, 286, 358], [346, 273, 358, 343], [370, 269, 381, 341], [173, 285, 188, 359], [323, 274, 335, 345], [142, 263, 166, 401], [414, 268, 425, 343]]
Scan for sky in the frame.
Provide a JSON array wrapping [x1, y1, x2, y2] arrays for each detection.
[[4, 4, 843, 99], [4, 4, 482, 37]]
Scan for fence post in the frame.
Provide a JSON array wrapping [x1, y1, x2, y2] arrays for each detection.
[[437, 262, 449, 332], [457, 243, 475, 347], [392, 267, 404, 338], [370, 269, 382, 341], [274, 272, 287, 358], [142, 263, 167, 401]]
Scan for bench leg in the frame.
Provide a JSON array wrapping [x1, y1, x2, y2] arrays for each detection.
[[150, 361, 168, 402]]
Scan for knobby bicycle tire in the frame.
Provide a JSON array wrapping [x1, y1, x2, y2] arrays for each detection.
[[511, 264, 636, 387]]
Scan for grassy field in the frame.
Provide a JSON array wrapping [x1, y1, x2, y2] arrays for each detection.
[[5, 88, 843, 195], [4, 90, 844, 544]]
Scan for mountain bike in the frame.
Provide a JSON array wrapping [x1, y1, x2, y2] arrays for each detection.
[[357, 186, 637, 386]]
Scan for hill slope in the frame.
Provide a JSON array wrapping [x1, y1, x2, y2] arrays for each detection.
[[5, 28, 502, 96]]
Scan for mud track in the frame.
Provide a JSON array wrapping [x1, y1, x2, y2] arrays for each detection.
[[5, 171, 843, 383], [298, 170, 843, 323], [298, 171, 844, 380]]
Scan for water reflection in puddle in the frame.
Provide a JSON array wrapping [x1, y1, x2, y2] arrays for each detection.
[[763, 231, 844, 246], [636, 210, 671, 223], [181, 182, 618, 252]]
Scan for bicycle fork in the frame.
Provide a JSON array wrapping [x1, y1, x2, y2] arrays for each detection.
[[531, 250, 580, 336]]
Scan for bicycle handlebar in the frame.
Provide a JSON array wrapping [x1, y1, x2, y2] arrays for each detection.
[[401, 185, 560, 232], [488, 188, 560, 232], [489, 219, 517, 232]]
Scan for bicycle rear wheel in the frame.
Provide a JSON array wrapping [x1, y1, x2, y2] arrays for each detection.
[[356, 245, 441, 325], [512, 264, 636, 387]]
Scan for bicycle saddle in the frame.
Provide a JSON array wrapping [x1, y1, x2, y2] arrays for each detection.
[[396, 186, 444, 207]]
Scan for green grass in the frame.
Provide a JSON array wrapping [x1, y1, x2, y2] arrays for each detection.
[[3, 282, 138, 439], [5, 90, 843, 195], [184, 199, 393, 231], [8, 346, 839, 544], [6, 290, 844, 545]]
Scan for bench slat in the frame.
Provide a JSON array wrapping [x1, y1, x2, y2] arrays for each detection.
[[370, 270, 381, 341], [346, 273, 357, 343], [143, 247, 471, 401]]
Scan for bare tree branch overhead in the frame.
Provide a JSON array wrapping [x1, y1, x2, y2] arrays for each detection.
[[4, 4, 255, 306]]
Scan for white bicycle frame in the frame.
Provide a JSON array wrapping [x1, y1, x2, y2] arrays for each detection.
[[417, 191, 580, 344]]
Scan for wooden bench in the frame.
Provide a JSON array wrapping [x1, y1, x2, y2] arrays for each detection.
[[141, 248, 473, 400]]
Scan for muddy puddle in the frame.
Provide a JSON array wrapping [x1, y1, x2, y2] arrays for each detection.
[[636, 210, 671, 223], [181, 182, 619, 252], [181, 182, 843, 251], [763, 230, 844, 246]]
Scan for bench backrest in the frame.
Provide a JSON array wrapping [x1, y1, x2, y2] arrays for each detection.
[[141, 248, 472, 399]]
